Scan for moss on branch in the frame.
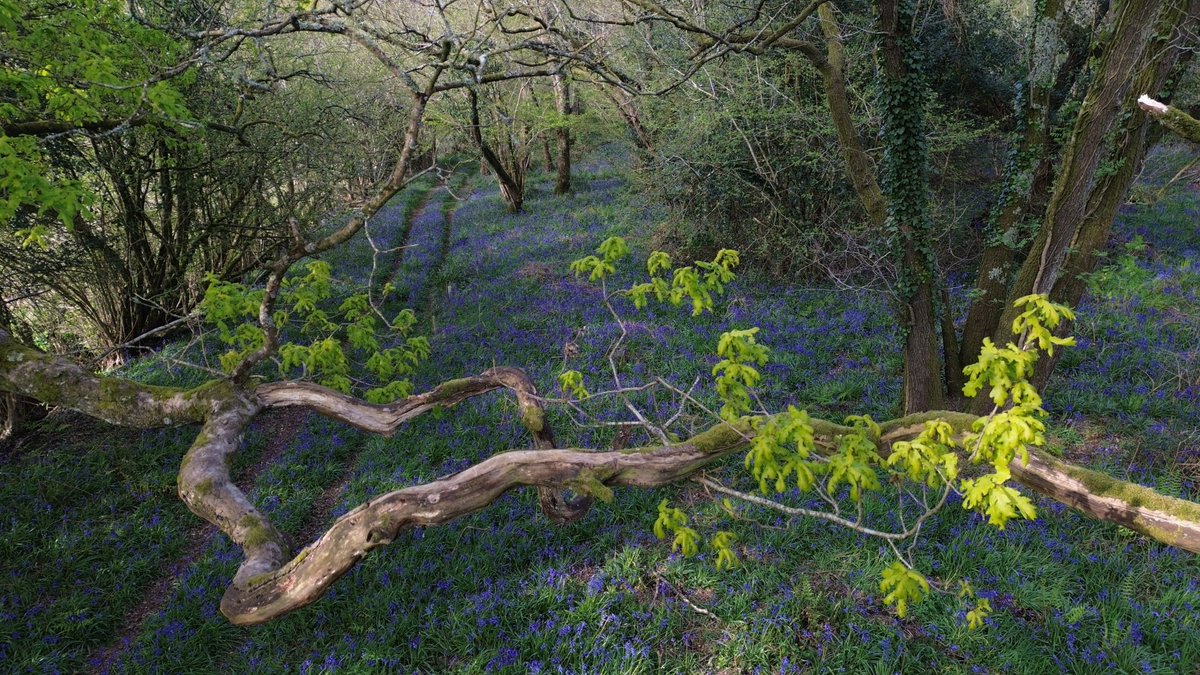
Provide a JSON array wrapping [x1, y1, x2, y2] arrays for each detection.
[[7, 329, 1200, 627], [1140, 96, 1200, 143], [1, 331, 219, 428]]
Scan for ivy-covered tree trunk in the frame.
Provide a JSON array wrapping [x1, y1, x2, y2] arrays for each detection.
[[957, 0, 1068, 376], [553, 72, 572, 195], [976, 0, 1200, 410], [876, 0, 943, 414]]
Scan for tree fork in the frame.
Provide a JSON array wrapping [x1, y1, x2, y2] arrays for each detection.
[[958, 0, 1067, 373], [468, 89, 526, 213], [992, 0, 1198, 352], [988, 0, 1200, 403]]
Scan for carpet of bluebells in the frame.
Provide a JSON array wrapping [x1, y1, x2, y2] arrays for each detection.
[[1, 146, 1199, 674]]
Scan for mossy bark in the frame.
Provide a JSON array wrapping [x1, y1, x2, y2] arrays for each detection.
[[218, 403, 1200, 625], [993, 0, 1197, 342], [0, 329, 213, 427], [815, 4, 886, 230], [1141, 97, 1200, 143], [959, 0, 1067, 374], [983, 0, 1200, 405], [553, 72, 573, 195]]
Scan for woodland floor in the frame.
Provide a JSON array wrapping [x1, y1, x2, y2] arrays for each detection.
[[2, 146, 1200, 674]]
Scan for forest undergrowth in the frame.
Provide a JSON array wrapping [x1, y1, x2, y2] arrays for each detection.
[[2, 147, 1199, 674]]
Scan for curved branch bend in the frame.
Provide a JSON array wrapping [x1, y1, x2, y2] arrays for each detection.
[[218, 409, 1200, 626], [255, 367, 594, 524], [220, 424, 750, 625]]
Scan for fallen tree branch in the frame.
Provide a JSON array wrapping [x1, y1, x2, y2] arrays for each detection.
[[5, 328, 1200, 626], [1139, 95, 1200, 143], [219, 425, 749, 624], [217, 410, 1200, 625], [0, 328, 213, 428], [256, 368, 593, 525], [256, 368, 545, 437]]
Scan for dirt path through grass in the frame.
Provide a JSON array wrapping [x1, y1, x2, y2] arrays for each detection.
[[91, 407, 310, 674], [380, 179, 442, 293]]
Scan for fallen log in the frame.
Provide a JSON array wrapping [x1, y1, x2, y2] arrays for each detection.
[[4, 328, 1200, 626]]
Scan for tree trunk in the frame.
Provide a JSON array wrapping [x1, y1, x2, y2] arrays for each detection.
[[553, 72, 572, 195], [468, 89, 525, 213], [605, 86, 655, 155], [542, 139, 554, 172], [939, 282, 964, 398], [815, 4, 886, 230], [978, 0, 1200, 407], [876, 0, 943, 413], [0, 298, 41, 441], [958, 0, 1067, 373]]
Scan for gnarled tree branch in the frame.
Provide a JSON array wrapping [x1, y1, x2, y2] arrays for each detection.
[[0, 328, 213, 427], [4, 328, 1200, 627], [217, 406, 1200, 625]]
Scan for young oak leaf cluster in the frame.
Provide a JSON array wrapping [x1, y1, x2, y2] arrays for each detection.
[[201, 261, 429, 402], [958, 294, 1073, 529], [563, 240, 1076, 627], [826, 416, 885, 502], [561, 236, 742, 404], [745, 406, 818, 493], [652, 499, 701, 558], [654, 499, 738, 571], [713, 328, 769, 421], [888, 420, 959, 487], [556, 369, 589, 401], [568, 236, 740, 316], [880, 561, 930, 619]]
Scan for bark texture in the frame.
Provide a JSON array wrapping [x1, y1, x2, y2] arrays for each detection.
[[605, 87, 655, 154], [996, 0, 1198, 326], [958, 0, 1067, 373], [553, 72, 573, 195], [815, 4, 886, 230], [982, 0, 1200, 405]]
